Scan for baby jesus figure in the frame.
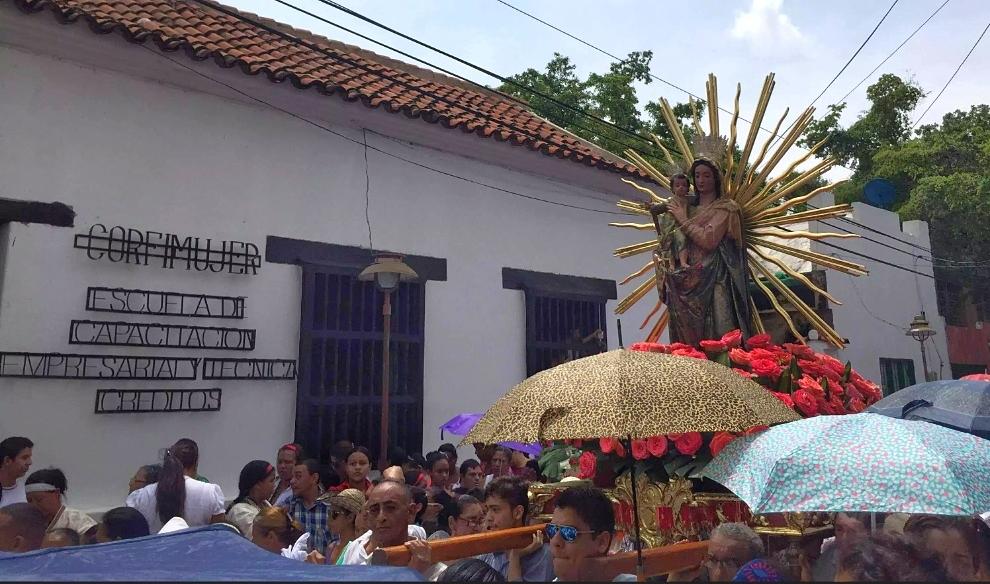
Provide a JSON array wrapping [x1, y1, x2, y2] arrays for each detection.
[[651, 173, 692, 271]]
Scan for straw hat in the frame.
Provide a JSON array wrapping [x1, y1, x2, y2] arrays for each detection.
[[329, 488, 366, 515]]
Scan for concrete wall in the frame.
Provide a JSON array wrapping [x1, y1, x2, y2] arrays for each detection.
[[0, 42, 652, 512]]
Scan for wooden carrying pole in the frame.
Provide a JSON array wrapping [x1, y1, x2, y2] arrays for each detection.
[[586, 541, 709, 581], [370, 525, 542, 566], [370, 525, 708, 580]]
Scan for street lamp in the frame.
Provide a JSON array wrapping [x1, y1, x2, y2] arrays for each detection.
[[907, 312, 936, 382], [359, 253, 418, 470]]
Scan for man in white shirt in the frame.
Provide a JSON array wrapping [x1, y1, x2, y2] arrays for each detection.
[[0, 437, 33, 509], [340, 481, 444, 579]]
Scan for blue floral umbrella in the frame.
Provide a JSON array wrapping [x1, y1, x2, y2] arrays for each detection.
[[703, 413, 990, 515]]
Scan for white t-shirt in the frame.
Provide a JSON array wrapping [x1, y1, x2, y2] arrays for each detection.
[[126, 476, 225, 533], [0, 480, 26, 508], [340, 530, 444, 579]]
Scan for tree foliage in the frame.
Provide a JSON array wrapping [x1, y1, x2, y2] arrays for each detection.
[[801, 73, 990, 290]]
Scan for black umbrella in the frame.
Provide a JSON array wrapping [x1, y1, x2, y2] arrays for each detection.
[[867, 380, 990, 439]]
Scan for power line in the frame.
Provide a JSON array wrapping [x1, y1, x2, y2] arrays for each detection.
[[808, 0, 900, 110], [142, 45, 631, 217], [492, 0, 858, 173], [912, 20, 990, 128], [771, 0, 899, 146], [275, 0, 679, 160], [189, 0, 661, 177], [836, 0, 951, 105]]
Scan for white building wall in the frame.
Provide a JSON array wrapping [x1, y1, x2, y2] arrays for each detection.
[[0, 41, 653, 511]]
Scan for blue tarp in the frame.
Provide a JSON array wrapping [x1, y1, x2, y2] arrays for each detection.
[[0, 525, 422, 581]]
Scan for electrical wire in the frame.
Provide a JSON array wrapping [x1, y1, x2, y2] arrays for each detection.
[[297, 0, 681, 157], [836, 0, 951, 105], [912, 20, 990, 128], [187, 0, 663, 175], [362, 128, 374, 253], [492, 0, 858, 173], [142, 45, 632, 217]]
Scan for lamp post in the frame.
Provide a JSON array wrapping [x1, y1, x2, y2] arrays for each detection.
[[907, 312, 936, 382], [359, 254, 418, 470]]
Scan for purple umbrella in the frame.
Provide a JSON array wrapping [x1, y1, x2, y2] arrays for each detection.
[[440, 413, 542, 456]]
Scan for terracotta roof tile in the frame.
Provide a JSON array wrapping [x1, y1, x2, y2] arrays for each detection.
[[10, 0, 647, 180]]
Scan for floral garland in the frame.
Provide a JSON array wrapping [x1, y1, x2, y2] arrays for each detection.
[[540, 329, 884, 484]]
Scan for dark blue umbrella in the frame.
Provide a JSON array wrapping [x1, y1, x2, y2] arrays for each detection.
[[867, 380, 990, 439], [0, 525, 422, 581]]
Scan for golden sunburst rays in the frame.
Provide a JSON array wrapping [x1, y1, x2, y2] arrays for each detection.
[[611, 73, 868, 348]]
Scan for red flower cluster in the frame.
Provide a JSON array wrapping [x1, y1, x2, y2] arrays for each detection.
[[628, 329, 882, 419]]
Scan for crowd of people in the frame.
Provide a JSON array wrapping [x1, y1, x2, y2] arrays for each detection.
[[2, 435, 990, 581]]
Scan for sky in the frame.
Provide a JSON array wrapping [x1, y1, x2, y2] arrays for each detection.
[[225, 0, 989, 181]]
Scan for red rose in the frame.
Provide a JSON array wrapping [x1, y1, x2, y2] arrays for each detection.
[[729, 348, 752, 367], [818, 354, 847, 377], [614, 441, 626, 458], [630, 342, 667, 353], [743, 425, 769, 435], [600, 437, 617, 454], [732, 368, 755, 379], [721, 329, 744, 348], [844, 383, 864, 402], [825, 379, 844, 398], [631, 439, 650, 460], [666, 433, 682, 441], [667, 343, 693, 353], [847, 397, 867, 413], [792, 389, 819, 416], [572, 439, 584, 448], [797, 359, 827, 379], [647, 436, 668, 457], [709, 432, 737, 457], [673, 432, 703, 456], [672, 348, 708, 360], [750, 358, 783, 381], [783, 342, 816, 360], [797, 376, 826, 398], [853, 377, 882, 403], [700, 339, 728, 353], [577, 451, 597, 479], [771, 392, 795, 409], [745, 333, 772, 349]]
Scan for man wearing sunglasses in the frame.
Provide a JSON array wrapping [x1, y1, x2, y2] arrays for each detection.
[[545, 486, 624, 582]]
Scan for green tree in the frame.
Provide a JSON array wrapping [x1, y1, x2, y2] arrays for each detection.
[[499, 52, 699, 168]]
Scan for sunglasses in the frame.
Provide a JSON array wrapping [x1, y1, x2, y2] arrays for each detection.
[[545, 523, 595, 543]]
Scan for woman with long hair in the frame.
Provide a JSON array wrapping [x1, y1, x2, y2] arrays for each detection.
[[125, 438, 225, 532], [24, 468, 97, 540], [429, 495, 484, 540], [225, 460, 276, 536]]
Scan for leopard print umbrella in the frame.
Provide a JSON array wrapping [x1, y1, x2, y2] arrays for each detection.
[[462, 349, 799, 445]]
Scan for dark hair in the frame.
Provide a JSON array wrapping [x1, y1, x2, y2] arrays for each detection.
[[838, 533, 946, 582], [388, 446, 409, 468], [556, 486, 615, 535], [0, 436, 33, 504], [484, 476, 530, 523], [426, 451, 449, 472], [410, 486, 428, 524], [438, 495, 481, 532], [45, 527, 81, 547], [278, 443, 304, 462], [297, 458, 321, 477], [0, 436, 33, 466], [26, 468, 68, 495], [905, 515, 983, 578], [438, 444, 457, 460], [409, 453, 427, 470], [331, 440, 355, 463], [689, 158, 723, 204], [102, 506, 151, 541], [320, 464, 340, 491], [491, 446, 511, 461], [346, 446, 372, 465], [669, 173, 690, 189], [228, 460, 274, 512], [156, 441, 194, 525], [140, 464, 162, 484], [463, 488, 485, 501], [459, 459, 481, 475], [0, 503, 46, 550], [438, 558, 506, 582]]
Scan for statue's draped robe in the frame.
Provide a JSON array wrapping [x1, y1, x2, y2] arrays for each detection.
[[663, 199, 752, 345]]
